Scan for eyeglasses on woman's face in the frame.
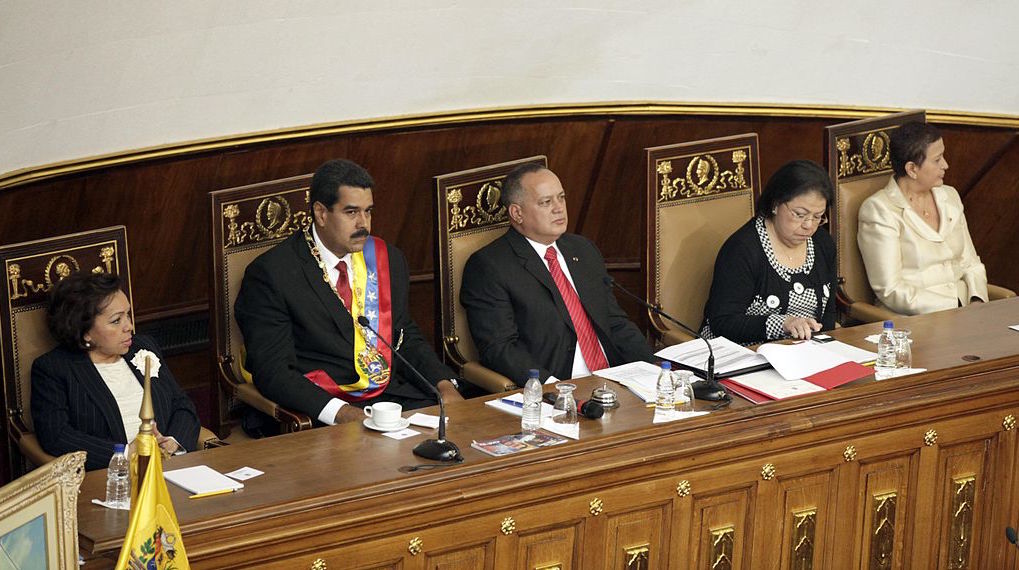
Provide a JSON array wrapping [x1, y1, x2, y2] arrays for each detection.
[[782, 202, 828, 227]]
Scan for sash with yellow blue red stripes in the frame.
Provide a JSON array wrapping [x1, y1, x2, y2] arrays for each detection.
[[335, 237, 393, 401]]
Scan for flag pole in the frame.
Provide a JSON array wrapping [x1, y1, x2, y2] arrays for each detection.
[[136, 355, 155, 490]]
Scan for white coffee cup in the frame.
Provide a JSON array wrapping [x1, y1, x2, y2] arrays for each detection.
[[364, 402, 403, 428]]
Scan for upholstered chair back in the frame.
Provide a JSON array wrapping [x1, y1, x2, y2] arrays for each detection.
[[646, 135, 760, 345], [826, 110, 926, 320], [210, 177, 313, 432], [434, 156, 546, 392], [1, 226, 131, 475]]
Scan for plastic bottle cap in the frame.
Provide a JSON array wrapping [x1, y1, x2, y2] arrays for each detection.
[[113, 443, 126, 453], [883, 320, 894, 328], [528, 368, 539, 378], [660, 361, 672, 370]]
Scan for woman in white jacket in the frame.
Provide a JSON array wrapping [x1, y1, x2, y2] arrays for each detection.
[[857, 122, 987, 315]]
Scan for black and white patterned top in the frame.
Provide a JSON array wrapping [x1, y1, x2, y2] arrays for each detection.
[[700, 216, 837, 345]]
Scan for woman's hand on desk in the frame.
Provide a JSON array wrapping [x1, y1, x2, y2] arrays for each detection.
[[783, 315, 822, 340]]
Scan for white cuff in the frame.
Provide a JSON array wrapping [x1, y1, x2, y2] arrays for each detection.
[[166, 436, 186, 456], [318, 398, 347, 425]]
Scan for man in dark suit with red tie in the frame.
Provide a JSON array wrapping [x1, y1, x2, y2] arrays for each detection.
[[460, 163, 655, 386], [235, 159, 462, 426]]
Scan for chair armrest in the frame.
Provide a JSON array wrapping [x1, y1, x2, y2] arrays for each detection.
[[461, 361, 517, 393], [235, 383, 313, 433], [198, 427, 227, 449], [847, 301, 900, 325], [15, 432, 56, 468], [988, 283, 1016, 301], [661, 328, 695, 346]]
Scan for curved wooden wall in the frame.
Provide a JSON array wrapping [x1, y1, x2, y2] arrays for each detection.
[[1, 106, 1016, 482]]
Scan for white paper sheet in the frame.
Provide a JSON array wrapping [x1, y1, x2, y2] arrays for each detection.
[[656, 337, 769, 375], [756, 342, 852, 380], [652, 409, 710, 423], [164, 465, 244, 495], [813, 340, 878, 363]]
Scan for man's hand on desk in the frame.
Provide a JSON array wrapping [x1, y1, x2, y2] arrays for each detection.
[[438, 380, 464, 402], [334, 405, 366, 424]]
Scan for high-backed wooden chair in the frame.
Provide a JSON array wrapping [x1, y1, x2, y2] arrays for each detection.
[[434, 157, 548, 392], [210, 176, 314, 433], [826, 110, 1015, 325], [825, 110, 925, 324], [0, 226, 219, 477], [646, 134, 760, 345]]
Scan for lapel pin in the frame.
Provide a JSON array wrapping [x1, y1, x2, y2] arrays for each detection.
[[572, 257, 579, 262]]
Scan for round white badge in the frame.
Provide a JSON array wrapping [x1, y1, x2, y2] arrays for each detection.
[[766, 295, 780, 309], [793, 282, 804, 294]]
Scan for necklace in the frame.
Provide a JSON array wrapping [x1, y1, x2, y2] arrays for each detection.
[[906, 191, 934, 218], [302, 227, 375, 343]]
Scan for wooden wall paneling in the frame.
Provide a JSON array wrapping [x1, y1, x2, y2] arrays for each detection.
[[960, 135, 1019, 295]]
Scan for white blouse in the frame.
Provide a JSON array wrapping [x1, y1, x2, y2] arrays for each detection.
[[93, 359, 144, 441]]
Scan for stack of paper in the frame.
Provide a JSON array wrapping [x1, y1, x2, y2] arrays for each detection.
[[655, 337, 769, 377], [165, 465, 244, 495], [721, 341, 874, 403], [593, 361, 691, 405]]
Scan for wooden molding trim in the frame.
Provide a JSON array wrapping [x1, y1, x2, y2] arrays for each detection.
[[3, 101, 1018, 191]]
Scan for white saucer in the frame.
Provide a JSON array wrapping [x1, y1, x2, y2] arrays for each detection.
[[363, 417, 411, 432]]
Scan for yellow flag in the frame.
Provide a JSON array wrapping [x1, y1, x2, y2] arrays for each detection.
[[115, 433, 190, 570]]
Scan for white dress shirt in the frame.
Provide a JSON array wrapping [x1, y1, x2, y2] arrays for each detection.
[[312, 226, 354, 424]]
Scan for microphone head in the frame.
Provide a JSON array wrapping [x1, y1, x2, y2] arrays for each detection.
[[1007, 526, 1018, 545], [356, 315, 371, 327], [602, 276, 614, 286]]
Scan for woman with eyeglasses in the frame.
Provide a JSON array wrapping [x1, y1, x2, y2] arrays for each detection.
[[700, 160, 837, 344], [857, 122, 987, 315]]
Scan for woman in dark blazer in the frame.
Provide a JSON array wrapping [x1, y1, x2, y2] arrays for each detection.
[[701, 160, 838, 345], [31, 272, 200, 470]]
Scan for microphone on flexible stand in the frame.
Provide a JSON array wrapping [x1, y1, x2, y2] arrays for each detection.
[[603, 276, 730, 402], [357, 316, 462, 462]]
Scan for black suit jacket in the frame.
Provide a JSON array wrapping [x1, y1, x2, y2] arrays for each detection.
[[30, 335, 201, 471], [234, 232, 454, 420], [460, 228, 655, 386]]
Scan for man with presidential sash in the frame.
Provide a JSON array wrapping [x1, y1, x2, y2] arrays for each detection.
[[235, 159, 463, 425]]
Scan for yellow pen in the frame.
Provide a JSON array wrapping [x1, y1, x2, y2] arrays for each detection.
[[188, 488, 237, 500]]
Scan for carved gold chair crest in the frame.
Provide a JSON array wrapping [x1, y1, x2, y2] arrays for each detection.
[[210, 176, 314, 433], [434, 156, 549, 393], [646, 134, 760, 345]]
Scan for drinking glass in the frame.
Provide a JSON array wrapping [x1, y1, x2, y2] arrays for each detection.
[[553, 383, 579, 425], [892, 329, 912, 369]]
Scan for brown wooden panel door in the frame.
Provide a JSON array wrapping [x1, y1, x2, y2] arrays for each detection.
[[906, 408, 1018, 570], [852, 454, 914, 570], [603, 504, 670, 570], [514, 523, 584, 570]]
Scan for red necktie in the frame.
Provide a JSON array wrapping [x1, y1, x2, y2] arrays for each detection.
[[335, 260, 352, 310], [544, 246, 609, 371]]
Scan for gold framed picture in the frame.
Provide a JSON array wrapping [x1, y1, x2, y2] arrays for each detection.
[[0, 452, 86, 569]]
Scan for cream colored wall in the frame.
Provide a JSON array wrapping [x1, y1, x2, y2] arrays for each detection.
[[2, 1, 1017, 176]]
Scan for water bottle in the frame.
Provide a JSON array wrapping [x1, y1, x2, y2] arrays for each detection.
[[105, 444, 131, 510], [875, 320, 897, 380], [656, 362, 675, 414], [521, 368, 542, 433], [674, 370, 696, 413]]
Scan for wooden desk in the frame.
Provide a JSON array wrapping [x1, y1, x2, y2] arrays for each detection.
[[79, 300, 1019, 569]]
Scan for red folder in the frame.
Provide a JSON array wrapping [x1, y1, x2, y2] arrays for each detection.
[[803, 361, 873, 389]]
